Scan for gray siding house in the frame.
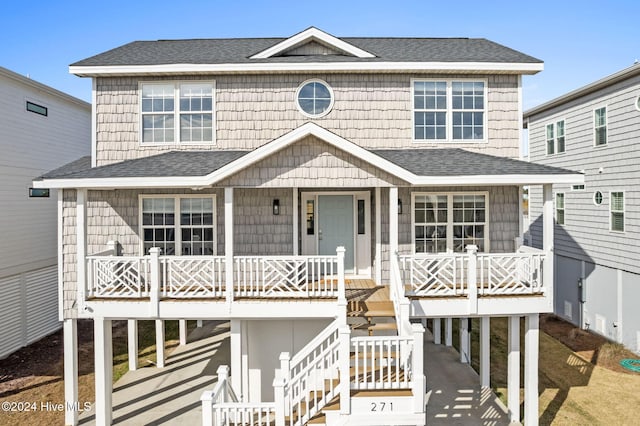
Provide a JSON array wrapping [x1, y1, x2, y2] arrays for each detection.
[[0, 67, 90, 359], [35, 28, 582, 426], [525, 63, 640, 355]]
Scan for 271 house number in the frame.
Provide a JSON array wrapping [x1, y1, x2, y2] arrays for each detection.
[[370, 401, 393, 412]]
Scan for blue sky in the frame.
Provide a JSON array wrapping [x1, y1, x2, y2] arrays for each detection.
[[2, 0, 637, 110]]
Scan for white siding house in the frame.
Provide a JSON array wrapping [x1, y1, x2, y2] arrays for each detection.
[[525, 63, 640, 354], [0, 66, 90, 358]]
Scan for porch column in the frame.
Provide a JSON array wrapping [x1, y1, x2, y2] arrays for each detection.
[[525, 313, 540, 426], [64, 319, 78, 426], [225, 187, 234, 305], [433, 318, 441, 345], [179, 319, 187, 346], [444, 317, 452, 346], [508, 315, 521, 423], [480, 316, 490, 388], [459, 318, 470, 364], [389, 187, 398, 255], [94, 318, 113, 426], [375, 187, 382, 284], [76, 189, 87, 312], [128, 320, 138, 371], [543, 184, 554, 309], [155, 320, 165, 368], [230, 319, 242, 400], [293, 188, 298, 255]]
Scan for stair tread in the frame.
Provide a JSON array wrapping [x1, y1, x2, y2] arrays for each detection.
[[321, 389, 414, 412], [363, 309, 396, 317], [368, 322, 398, 330]]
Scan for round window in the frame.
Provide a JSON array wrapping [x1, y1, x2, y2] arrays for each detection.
[[593, 191, 603, 205], [296, 79, 334, 118], [636, 96, 640, 112]]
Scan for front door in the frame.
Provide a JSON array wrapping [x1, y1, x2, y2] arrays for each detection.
[[301, 192, 371, 276], [318, 195, 355, 272]]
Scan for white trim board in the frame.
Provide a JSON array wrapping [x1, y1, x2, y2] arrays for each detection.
[[34, 122, 583, 189]]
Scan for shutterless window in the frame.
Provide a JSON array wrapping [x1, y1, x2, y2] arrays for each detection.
[[26, 101, 47, 116], [452, 194, 486, 252], [414, 195, 448, 253], [141, 82, 214, 144], [546, 124, 555, 155], [556, 193, 565, 225], [546, 120, 565, 154], [357, 200, 365, 235], [556, 120, 565, 152], [594, 107, 607, 146], [306, 200, 315, 235], [142, 198, 176, 254], [414, 80, 485, 141], [610, 192, 624, 232]]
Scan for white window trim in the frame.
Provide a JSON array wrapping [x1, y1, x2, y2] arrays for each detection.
[[555, 192, 565, 225], [411, 78, 488, 144], [570, 184, 585, 191], [138, 80, 216, 146], [635, 95, 640, 112], [295, 78, 334, 118], [609, 190, 624, 233], [545, 118, 567, 156], [593, 105, 608, 148], [138, 194, 217, 255], [593, 191, 604, 206], [411, 191, 490, 254]]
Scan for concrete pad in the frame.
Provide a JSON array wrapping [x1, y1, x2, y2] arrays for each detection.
[[79, 321, 230, 425], [424, 329, 517, 425]]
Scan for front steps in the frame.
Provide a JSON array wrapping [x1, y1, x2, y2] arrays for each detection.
[[348, 295, 397, 336]]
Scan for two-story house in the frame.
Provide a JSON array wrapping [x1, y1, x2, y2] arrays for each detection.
[[525, 63, 640, 355], [34, 28, 583, 426], [0, 66, 90, 359]]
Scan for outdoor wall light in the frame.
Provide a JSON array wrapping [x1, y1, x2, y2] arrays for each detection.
[[398, 199, 403, 214], [273, 199, 280, 215]]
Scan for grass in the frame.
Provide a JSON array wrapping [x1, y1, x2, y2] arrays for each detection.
[[0, 319, 192, 426], [433, 317, 640, 425]]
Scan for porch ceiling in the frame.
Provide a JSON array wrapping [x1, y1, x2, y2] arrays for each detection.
[[34, 123, 583, 189]]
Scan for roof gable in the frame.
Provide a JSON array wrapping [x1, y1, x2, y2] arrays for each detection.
[[249, 27, 375, 59]]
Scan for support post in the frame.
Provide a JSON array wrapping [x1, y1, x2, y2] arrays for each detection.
[[225, 187, 234, 307], [293, 188, 299, 255], [339, 325, 351, 415], [200, 390, 214, 426], [412, 323, 426, 413], [433, 318, 441, 345], [128, 319, 138, 371], [94, 318, 113, 426], [273, 371, 286, 426], [279, 352, 291, 383], [480, 317, 490, 388], [389, 187, 398, 255], [375, 187, 382, 284], [508, 315, 521, 423], [525, 313, 540, 426], [179, 319, 187, 346], [217, 365, 230, 401], [155, 320, 165, 368], [337, 246, 346, 303], [543, 183, 554, 308], [149, 247, 161, 317], [197, 320, 203, 328], [230, 319, 242, 400], [64, 319, 78, 426], [460, 318, 470, 364], [466, 245, 478, 313], [445, 318, 452, 346], [76, 189, 87, 311]]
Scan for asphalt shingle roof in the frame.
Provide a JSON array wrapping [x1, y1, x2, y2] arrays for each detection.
[[71, 37, 541, 67], [38, 148, 574, 182]]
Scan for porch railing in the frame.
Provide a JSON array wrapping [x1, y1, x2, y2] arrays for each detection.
[[85, 244, 345, 302], [400, 246, 547, 298]]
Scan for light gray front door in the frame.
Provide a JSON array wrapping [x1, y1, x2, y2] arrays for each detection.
[[318, 195, 355, 272]]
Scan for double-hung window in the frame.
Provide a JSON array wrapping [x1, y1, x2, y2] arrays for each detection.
[[556, 193, 565, 225], [142, 196, 216, 255], [546, 120, 565, 155], [141, 82, 214, 144], [414, 80, 486, 141], [413, 193, 488, 253], [610, 192, 624, 232], [594, 106, 607, 146]]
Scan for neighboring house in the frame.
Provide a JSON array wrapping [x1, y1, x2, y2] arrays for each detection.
[[34, 28, 582, 426], [525, 63, 640, 354], [0, 67, 90, 359]]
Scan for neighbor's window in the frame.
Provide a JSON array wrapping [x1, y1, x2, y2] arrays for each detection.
[[594, 107, 607, 146], [546, 120, 565, 154], [610, 192, 624, 232], [142, 196, 216, 255], [296, 79, 333, 118], [26, 101, 48, 116], [593, 191, 603, 206], [414, 80, 485, 141], [556, 193, 565, 225], [141, 82, 214, 144], [413, 193, 488, 253]]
